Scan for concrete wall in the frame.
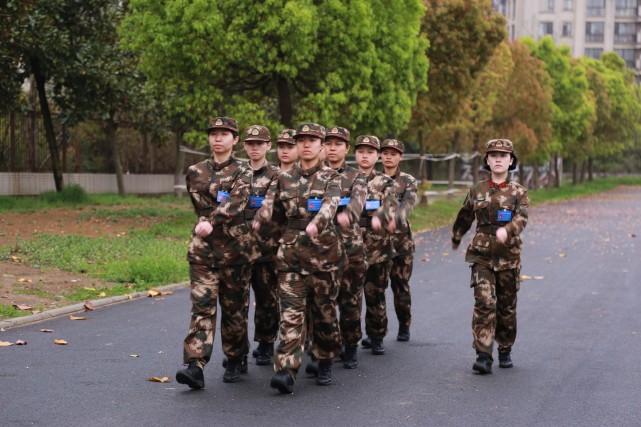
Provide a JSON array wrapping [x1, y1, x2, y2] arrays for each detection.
[[0, 173, 179, 196]]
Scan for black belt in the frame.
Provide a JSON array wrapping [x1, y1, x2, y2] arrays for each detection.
[[358, 217, 372, 228], [476, 225, 506, 234], [287, 218, 312, 230], [244, 209, 257, 220]]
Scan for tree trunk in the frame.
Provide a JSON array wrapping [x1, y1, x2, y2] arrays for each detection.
[[174, 131, 185, 197], [533, 164, 540, 189], [106, 112, 125, 196], [580, 161, 587, 184], [9, 112, 16, 171], [27, 77, 37, 172], [587, 157, 594, 181], [61, 123, 68, 173], [572, 161, 578, 185], [31, 59, 63, 191], [74, 137, 81, 173], [277, 75, 293, 128]]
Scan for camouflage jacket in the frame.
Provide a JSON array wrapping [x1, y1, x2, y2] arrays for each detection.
[[360, 169, 398, 265], [388, 168, 418, 256], [256, 161, 345, 274], [331, 162, 367, 259], [245, 162, 282, 263], [186, 155, 260, 267], [452, 179, 529, 271]]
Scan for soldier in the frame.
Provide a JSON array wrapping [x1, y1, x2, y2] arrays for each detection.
[[242, 125, 281, 366], [354, 135, 398, 356], [253, 123, 344, 394], [324, 126, 368, 369], [451, 138, 529, 374], [176, 117, 260, 389], [381, 139, 418, 342], [276, 129, 298, 171]]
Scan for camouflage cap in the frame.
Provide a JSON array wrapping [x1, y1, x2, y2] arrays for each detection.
[[276, 129, 297, 145], [354, 135, 381, 151], [294, 123, 326, 140], [325, 126, 351, 143], [381, 139, 405, 154], [243, 125, 271, 143], [207, 117, 238, 133], [483, 138, 518, 171]]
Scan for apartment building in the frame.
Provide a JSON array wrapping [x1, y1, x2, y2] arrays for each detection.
[[493, 0, 641, 74]]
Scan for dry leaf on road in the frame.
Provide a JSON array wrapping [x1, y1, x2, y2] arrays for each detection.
[[84, 301, 95, 311], [39, 329, 54, 333], [17, 278, 32, 283], [15, 340, 27, 345], [147, 376, 170, 383], [0, 341, 14, 347], [53, 339, 68, 345], [69, 315, 88, 321], [13, 304, 32, 311]]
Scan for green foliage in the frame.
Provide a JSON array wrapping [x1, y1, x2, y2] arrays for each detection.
[[0, 304, 30, 319], [39, 184, 89, 204]]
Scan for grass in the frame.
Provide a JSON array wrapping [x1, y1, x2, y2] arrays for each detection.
[[0, 304, 31, 319]]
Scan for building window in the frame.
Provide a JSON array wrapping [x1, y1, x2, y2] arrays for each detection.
[[562, 22, 573, 37], [540, 0, 554, 12], [587, 0, 605, 16], [539, 22, 554, 38], [615, 0, 638, 17], [614, 48, 636, 68], [563, 0, 573, 10], [615, 23, 637, 43], [585, 48, 603, 59], [586, 22, 605, 42]]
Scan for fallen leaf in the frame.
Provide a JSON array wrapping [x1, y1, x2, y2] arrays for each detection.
[[10, 256, 22, 263], [533, 276, 545, 280], [53, 339, 68, 345], [421, 258, 430, 262], [17, 278, 32, 283], [129, 354, 140, 358], [83, 287, 96, 291], [160, 291, 173, 296], [559, 253, 567, 257], [69, 315, 88, 321], [156, 297, 165, 301], [13, 304, 32, 311], [15, 340, 27, 345], [84, 301, 95, 311], [520, 275, 532, 281], [147, 376, 170, 383], [39, 329, 54, 333], [442, 252, 450, 257], [0, 341, 14, 347], [147, 289, 161, 297], [98, 292, 107, 297], [127, 295, 133, 300]]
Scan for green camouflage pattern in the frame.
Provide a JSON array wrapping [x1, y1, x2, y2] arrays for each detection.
[[389, 168, 418, 255], [363, 260, 393, 340], [251, 261, 280, 344], [360, 169, 398, 265], [246, 162, 282, 263], [207, 116, 238, 133], [390, 254, 413, 327], [452, 179, 529, 271]]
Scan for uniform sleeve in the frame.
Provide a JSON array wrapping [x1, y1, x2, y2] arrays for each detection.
[[504, 187, 529, 238], [374, 180, 398, 228], [397, 175, 418, 225], [255, 173, 280, 224], [212, 167, 251, 226], [186, 166, 212, 224], [345, 173, 367, 225], [312, 174, 340, 232], [452, 190, 475, 244]]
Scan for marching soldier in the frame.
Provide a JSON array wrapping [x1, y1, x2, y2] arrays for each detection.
[[253, 123, 344, 394], [176, 117, 260, 389], [276, 129, 298, 171], [451, 138, 529, 374], [354, 135, 398, 356], [381, 139, 418, 342]]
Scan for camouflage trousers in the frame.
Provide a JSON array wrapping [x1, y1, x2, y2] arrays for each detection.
[[337, 255, 368, 346], [363, 260, 393, 340], [470, 263, 519, 362], [183, 262, 252, 369], [390, 253, 413, 327], [251, 261, 279, 344], [274, 270, 341, 376]]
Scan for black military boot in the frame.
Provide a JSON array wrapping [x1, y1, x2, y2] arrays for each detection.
[[270, 369, 295, 394], [305, 355, 319, 377], [397, 324, 410, 342], [472, 353, 492, 374], [316, 360, 333, 386], [176, 362, 205, 389], [254, 342, 274, 366], [371, 338, 385, 355], [222, 356, 247, 383], [361, 337, 372, 348], [221, 356, 248, 373], [342, 345, 358, 369], [498, 352, 513, 368]]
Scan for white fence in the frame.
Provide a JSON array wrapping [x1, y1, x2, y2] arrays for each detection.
[[0, 173, 178, 196]]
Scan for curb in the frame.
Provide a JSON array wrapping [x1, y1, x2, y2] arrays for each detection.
[[0, 281, 189, 330]]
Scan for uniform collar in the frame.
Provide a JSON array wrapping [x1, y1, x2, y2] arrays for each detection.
[[489, 179, 509, 189], [208, 155, 235, 171], [299, 161, 322, 176]]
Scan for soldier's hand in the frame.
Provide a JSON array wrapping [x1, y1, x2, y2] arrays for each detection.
[[195, 221, 213, 237], [496, 227, 508, 244], [306, 222, 319, 238], [336, 212, 350, 230], [252, 220, 261, 232], [386, 218, 397, 233], [371, 216, 382, 232], [451, 237, 460, 250]]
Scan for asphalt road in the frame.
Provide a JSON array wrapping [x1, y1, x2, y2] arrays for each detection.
[[1, 186, 640, 427]]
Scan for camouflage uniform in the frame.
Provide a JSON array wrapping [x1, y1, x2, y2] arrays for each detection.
[[183, 117, 260, 370], [356, 136, 398, 344], [382, 139, 418, 331], [256, 124, 345, 378], [452, 139, 529, 365]]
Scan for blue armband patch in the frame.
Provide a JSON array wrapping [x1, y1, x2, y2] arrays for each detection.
[[339, 197, 351, 207], [365, 199, 381, 211], [216, 191, 229, 203], [497, 209, 512, 222], [249, 195, 264, 208], [307, 198, 322, 212]]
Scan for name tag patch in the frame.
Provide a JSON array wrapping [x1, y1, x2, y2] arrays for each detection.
[[249, 195, 264, 208], [307, 198, 322, 212], [216, 191, 230, 203], [339, 197, 351, 207], [497, 209, 512, 222], [365, 200, 381, 211]]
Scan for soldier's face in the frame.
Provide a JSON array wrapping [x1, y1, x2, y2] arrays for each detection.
[[355, 146, 379, 169], [324, 138, 350, 164], [277, 143, 298, 165], [296, 136, 323, 162], [244, 140, 271, 161], [208, 129, 238, 155], [381, 148, 402, 169], [486, 152, 513, 174]]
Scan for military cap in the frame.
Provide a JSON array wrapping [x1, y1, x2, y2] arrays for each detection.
[[483, 138, 518, 171], [294, 123, 326, 140], [276, 129, 297, 145], [243, 125, 271, 143], [325, 126, 351, 143], [381, 139, 405, 154], [354, 135, 381, 151], [207, 117, 238, 133]]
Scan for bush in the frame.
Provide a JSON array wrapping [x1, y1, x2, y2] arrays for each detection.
[[39, 184, 89, 204]]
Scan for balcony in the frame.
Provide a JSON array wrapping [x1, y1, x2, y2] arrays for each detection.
[[615, 8, 637, 17], [587, 8, 605, 17], [586, 34, 605, 42], [614, 34, 637, 43]]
